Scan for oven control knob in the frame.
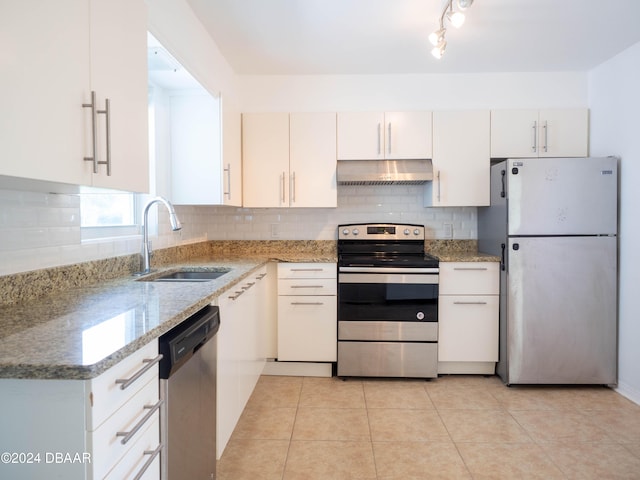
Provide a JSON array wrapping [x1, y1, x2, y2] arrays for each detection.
[[352, 228, 360, 236], [403, 228, 410, 235], [416, 311, 425, 321], [414, 229, 421, 236], [342, 228, 350, 236]]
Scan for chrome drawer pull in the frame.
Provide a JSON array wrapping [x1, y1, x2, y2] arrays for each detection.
[[290, 268, 324, 272], [291, 302, 324, 306], [241, 282, 256, 290], [453, 267, 488, 271], [229, 290, 245, 300], [115, 354, 163, 391], [453, 301, 488, 305], [256, 273, 268, 280], [291, 285, 324, 289], [133, 444, 162, 480], [117, 399, 163, 445]]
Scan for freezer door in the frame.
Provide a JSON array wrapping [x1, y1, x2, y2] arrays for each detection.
[[507, 157, 617, 235], [506, 236, 617, 385]]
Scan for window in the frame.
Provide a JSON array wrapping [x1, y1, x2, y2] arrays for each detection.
[[80, 191, 139, 240]]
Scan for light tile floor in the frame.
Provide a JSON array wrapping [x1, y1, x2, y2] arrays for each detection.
[[217, 375, 640, 480]]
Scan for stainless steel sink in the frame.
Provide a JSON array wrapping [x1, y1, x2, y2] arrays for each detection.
[[140, 269, 231, 282]]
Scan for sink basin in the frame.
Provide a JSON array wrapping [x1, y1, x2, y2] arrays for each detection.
[[141, 269, 230, 282]]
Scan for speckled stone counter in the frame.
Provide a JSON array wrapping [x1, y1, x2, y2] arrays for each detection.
[[0, 240, 337, 380], [425, 239, 500, 263]]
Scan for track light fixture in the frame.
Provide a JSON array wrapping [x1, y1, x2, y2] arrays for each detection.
[[429, 0, 474, 59]]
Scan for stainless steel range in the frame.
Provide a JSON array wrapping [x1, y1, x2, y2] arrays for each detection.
[[337, 223, 439, 378]]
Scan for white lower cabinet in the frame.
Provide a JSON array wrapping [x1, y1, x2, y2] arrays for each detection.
[[277, 263, 337, 362], [0, 340, 161, 480], [216, 265, 270, 459], [438, 262, 499, 374]]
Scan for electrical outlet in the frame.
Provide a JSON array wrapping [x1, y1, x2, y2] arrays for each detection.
[[270, 223, 280, 238], [443, 223, 453, 239]]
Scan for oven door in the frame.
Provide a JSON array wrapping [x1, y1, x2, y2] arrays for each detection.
[[338, 271, 438, 342]]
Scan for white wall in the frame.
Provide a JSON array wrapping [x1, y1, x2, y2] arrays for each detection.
[[238, 72, 588, 112], [589, 41, 640, 404]]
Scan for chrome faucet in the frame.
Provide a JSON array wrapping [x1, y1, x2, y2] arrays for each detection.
[[139, 196, 182, 274]]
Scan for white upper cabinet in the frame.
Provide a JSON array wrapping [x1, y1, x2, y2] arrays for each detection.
[[337, 112, 432, 160], [427, 110, 490, 207], [242, 112, 337, 208], [0, 0, 149, 192], [490, 109, 589, 158], [169, 91, 243, 206]]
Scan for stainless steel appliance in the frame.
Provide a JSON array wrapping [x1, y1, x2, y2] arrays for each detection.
[[478, 157, 618, 385], [159, 305, 219, 480], [337, 223, 439, 378]]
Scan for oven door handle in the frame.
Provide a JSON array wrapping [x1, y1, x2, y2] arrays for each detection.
[[339, 267, 438, 274], [339, 273, 439, 284]]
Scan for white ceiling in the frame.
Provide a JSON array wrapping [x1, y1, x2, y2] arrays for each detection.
[[185, 0, 640, 75]]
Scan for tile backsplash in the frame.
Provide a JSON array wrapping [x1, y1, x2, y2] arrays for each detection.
[[0, 184, 476, 275]]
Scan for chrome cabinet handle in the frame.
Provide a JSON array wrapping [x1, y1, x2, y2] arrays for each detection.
[[291, 285, 324, 288], [241, 281, 256, 291], [97, 97, 111, 175], [291, 302, 324, 306], [543, 120, 548, 153], [83, 91, 99, 173], [291, 171, 296, 203], [223, 163, 231, 198], [437, 170, 441, 203], [256, 273, 268, 280], [453, 267, 488, 271], [281, 172, 286, 204], [229, 290, 245, 300], [453, 301, 488, 305], [377, 123, 381, 156], [387, 122, 392, 155], [115, 354, 163, 391], [82, 92, 111, 175], [532, 121, 538, 152], [290, 268, 324, 272], [133, 444, 162, 480], [117, 399, 163, 445]]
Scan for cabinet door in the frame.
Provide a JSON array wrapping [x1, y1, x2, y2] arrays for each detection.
[[89, 0, 148, 192], [438, 295, 499, 362], [242, 113, 290, 207], [170, 92, 223, 205], [221, 97, 243, 206], [0, 0, 91, 186], [538, 109, 589, 158], [337, 112, 385, 160], [430, 110, 490, 207], [490, 110, 539, 158], [277, 296, 337, 362], [385, 111, 433, 159], [290, 112, 337, 207]]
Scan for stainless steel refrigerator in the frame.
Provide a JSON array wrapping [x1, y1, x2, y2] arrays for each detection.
[[478, 157, 618, 385]]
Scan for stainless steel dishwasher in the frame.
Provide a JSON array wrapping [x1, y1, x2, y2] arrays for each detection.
[[159, 304, 220, 480]]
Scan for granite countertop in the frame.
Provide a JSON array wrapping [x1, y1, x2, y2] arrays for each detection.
[[0, 254, 335, 381], [0, 236, 496, 382]]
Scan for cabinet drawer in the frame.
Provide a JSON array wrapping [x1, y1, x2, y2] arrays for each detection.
[[91, 377, 160, 479], [87, 340, 160, 431], [278, 263, 336, 279], [277, 296, 337, 361], [103, 415, 160, 480], [278, 278, 337, 296], [439, 262, 499, 295], [438, 295, 499, 362]]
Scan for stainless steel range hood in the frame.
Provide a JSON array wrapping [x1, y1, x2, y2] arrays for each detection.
[[337, 159, 433, 185]]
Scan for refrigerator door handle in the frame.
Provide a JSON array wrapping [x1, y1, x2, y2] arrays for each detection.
[[500, 243, 506, 271], [500, 169, 506, 198]]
